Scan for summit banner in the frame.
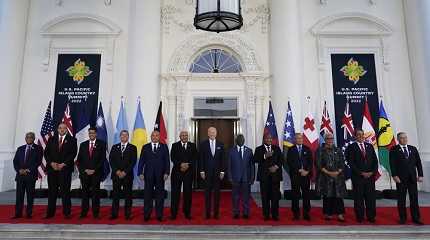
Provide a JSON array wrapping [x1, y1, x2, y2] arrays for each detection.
[[331, 53, 379, 145], [53, 54, 101, 133]]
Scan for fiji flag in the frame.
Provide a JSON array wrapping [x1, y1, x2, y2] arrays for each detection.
[[263, 101, 279, 146], [113, 98, 129, 144], [131, 99, 148, 188], [96, 102, 111, 181]]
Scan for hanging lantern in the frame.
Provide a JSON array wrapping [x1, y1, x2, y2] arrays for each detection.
[[194, 0, 243, 33]]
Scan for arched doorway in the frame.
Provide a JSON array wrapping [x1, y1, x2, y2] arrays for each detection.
[[161, 33, 269, 190]]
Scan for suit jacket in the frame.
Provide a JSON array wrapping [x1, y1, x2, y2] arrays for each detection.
[[13, 144, 43, 181], [109, 143, 137, 180], [170, 141, 198, 174], [345, 141, 378, 181], [227, 145, 255, 183], [44, 134, 77, 173], [254, 144, 283, 182], [199, 139, 225, 178], [138, 142, 170, 179], [389, 144, 423, 183], [77, 139, 107, 177], [287, 144, 313, 179]]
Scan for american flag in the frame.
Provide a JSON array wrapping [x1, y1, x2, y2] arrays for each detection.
[[62, 102, 74, 136], [37, 101, 55, 179], [320, 101, 334, 140]]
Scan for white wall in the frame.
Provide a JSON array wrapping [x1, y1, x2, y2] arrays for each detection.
[[0, 0, 424, 191]]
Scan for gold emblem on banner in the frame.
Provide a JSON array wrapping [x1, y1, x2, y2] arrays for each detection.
[[66, 59, 92, 84], [340, 58, 367, 84]]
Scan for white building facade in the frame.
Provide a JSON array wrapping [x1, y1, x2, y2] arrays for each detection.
[[0, 0, 429, 192]]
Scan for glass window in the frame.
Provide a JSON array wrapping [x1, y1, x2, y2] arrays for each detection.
[[190, 49, 242, 73]]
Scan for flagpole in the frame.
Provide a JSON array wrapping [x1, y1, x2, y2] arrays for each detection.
[[380, 95, 394, 190]]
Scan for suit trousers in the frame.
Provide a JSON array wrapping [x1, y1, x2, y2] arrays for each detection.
[[15, 177, 36, 217], [231, 181, 251, 216], [291, 175, 311, 216], [47, 171, 72, 217], [352, 177, 376, 221], [170, 169, 193, 217], [204, 174, 221, 218], [80, 174, 101, 217], [259, 176, 280, 218], [111, 177, 133, 217], [143, 175, 165, 219], [396, 175, 420, 221]]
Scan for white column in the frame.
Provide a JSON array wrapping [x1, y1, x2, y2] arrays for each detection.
[[269, 0, 304, 140], [404, 0, 430, 191], [0, 0, 30, 191], [127, 0, 161, 132]]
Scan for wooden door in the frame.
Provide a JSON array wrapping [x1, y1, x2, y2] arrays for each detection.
[[194, 119, 235, 189]]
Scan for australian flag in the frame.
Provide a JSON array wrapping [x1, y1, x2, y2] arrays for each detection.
[[263, 101, 279, 146], [96, 102, 111, 181]]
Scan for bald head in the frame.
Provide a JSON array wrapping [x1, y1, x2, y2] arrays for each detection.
[[179, 131, 189, 143]]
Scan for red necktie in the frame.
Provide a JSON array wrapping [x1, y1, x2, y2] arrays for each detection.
[[89, 142, 94, 158], [359, 143, 367, 161], [59, 136, 64, 151]]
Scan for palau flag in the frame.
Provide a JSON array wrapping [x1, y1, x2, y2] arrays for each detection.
[[378, 100, 396, 175], [131, 99, 148, 187], [96, 102, 111, 181], [113, 98, 129, 144]]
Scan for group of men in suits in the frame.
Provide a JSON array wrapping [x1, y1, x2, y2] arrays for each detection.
[[12, 122, 424, 224]]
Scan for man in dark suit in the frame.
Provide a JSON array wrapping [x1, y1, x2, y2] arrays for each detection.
[[389, 132, 424, 225], [138, 130, 170, 222], [287, 133, 313, 221], [77, 127, 106, 219], [170, 131, 198, 220], [12, 132, 43, 219], [44, 123, 77, 219], [227, 134, 254, 219], [254, 134, 282, 221], [109, 130, 137, 220], [199, 127, 225, 219], [345, 129, 378, 223]]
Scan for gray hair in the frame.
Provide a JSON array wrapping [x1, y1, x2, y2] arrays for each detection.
[[25, 132, 35, 139]]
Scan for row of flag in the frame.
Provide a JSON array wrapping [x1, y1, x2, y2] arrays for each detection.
[[36, 98, 167, 184], [264, 98, 397, 182]]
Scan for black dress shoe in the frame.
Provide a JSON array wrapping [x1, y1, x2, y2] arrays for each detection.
[[293, 215, 300, 221], [264, 216, 270, 221], [205, 214, 211, 220], [12, 215, 22, 219], [214, 214, 219, 219], [44, 215, 54, 219], [144, 216, 150, 222], [109, 216, 118, 220], [242, 214, 249, 219], [356, 218, 364, 223], [64, 215, 72, 219], [79, 214, 87, 219], [157, 217, 163, 222], [368, 218, 376, 223], [125, 215, 132, 220], [233, 214, 239, 219], [303, 214, 310, 221], [399, 219, 406, 224], [272, 216, 279, 221], [170, 215, 177, 220], [26, 215, 32, 219], [185, 215, 192, 220], [413, 219, 424, 225]]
